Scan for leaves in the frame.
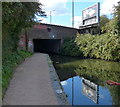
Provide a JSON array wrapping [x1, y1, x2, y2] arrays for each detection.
[[2, 2, 45, 59], [61, 33, 120, 61], [2, 50, 32, 96], [2, 2, 45, 96], [60, 38, 83, 57]]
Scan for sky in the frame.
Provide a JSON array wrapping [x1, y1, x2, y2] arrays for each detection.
[[37, 0, 120, 28]]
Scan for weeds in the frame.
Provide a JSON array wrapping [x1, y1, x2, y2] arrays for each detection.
[[2, 50, 32, 96]]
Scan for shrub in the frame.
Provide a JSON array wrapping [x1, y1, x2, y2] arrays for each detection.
[[60, 38, 83, 57], [60, 33, 120, 61]]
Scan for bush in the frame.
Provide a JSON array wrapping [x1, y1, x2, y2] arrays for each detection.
[[60, 38, 83, 57], [60, 33, 120, 61]]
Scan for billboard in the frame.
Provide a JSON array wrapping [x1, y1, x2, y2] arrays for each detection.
[[82, 3, 100, 26], [82, 77, 99, 104]]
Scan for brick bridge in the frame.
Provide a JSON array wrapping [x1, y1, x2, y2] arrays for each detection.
[[19, 23, 78, 53]]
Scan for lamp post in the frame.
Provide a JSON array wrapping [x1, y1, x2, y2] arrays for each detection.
[[50, 10, 55, 24], [72, 0, 74, 27], [50, 11, 52, 24]]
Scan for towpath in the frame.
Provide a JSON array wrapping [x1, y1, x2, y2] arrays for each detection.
[[3, 53, 59, 105]]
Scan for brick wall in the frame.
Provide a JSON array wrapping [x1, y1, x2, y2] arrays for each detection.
[[19, 24, 78, 52], [27, 24, 78, 40]]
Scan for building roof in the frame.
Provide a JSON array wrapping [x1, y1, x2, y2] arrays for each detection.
[[39, 23, 79, 30]]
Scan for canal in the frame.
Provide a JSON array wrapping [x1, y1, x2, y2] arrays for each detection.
[[50, 55, 120, 106]]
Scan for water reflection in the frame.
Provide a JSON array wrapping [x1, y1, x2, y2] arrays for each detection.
[[50, 55, 120, 105], [82, 77, 99, 104]]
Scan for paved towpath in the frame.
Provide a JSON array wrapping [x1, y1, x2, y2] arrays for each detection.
[[3, 53, 59, 105]]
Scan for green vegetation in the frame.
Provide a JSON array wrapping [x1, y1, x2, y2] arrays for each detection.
[[61, 33, 120, 61], [2, 2, 45, 60], [76, 33, 120, 61], [2, 2, 45, 96], [2, 51, 32, 96], [114, 2, 120, 35], [100, 15, 110, 33], [60, 38, 83, 57]]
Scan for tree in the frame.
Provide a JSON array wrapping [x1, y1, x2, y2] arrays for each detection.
[[100, 15, 110, 33], [113, 1, 120, 35], [100, 2, 120, 35], [104, 2, 120, 35], [2, 2, 45, 58], [91, 15, 110, 34]]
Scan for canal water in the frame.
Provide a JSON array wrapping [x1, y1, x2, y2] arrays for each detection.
[[50, 55, 120, 106]]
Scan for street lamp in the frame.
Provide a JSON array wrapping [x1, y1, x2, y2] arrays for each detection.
[[50, 10, 55, 24]]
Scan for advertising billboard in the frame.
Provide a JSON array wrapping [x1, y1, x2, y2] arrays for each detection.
[[82, 3, 100, 26], [82, 77, 99, 104]]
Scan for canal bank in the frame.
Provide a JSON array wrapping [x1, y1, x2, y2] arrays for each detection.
[[3, 53, 68, 105]]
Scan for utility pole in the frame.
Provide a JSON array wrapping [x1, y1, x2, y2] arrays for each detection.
[[50, 10, 55, 24], [50, 11, 52, 24], [72, 0, 74, 27]]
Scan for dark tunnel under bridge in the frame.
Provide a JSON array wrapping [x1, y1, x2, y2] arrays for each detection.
[[33, 39, 61, 54]]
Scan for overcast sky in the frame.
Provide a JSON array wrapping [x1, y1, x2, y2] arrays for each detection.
[[37, 0, 120, 28]]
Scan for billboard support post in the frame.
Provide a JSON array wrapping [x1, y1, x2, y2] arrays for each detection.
[[98, 2, 101, 35]]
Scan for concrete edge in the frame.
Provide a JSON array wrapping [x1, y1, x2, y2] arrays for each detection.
[[46, 55, 70, 105]]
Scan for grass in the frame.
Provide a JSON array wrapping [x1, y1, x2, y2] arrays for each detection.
[[2, 50, 33, 97]]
